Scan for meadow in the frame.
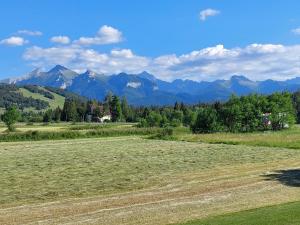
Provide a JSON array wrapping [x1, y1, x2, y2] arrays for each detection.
[[177, 201, 300, 225], [0, 122, 161, 141], [175, 125, 300, 149], [19, 87, 65, 110], [0, 123, 300, 224]]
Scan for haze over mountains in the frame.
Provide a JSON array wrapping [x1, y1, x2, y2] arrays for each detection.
[[3, 65, 300, 106]]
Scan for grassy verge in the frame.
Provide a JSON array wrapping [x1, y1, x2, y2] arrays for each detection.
[[173, 125, 300, 149], [67, 122, 135, 130], [176, 201, 300, 225], [0, 127, 161, 142]]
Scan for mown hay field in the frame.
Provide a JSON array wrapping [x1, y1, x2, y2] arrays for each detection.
[[0, 136, 300, 225]]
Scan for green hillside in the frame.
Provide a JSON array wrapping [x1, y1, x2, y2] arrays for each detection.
[[19, 87, 65, 110], [0, 84, 85, 113]]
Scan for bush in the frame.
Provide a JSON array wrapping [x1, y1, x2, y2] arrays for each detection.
[[150, 127, 174, 140], [160, 127, 173, 136], [191, 107, 220, 133], [0, 127, 163, 142]]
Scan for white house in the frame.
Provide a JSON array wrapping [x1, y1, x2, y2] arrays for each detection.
[[99, 115, 111, 123]]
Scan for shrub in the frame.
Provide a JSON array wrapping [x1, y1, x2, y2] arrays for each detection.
[[191, 107, 220, 133], [0, 127, 162, 142], [150, 127, 174, 140]]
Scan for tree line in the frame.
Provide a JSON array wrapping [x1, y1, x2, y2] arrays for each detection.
[[191, 92, 296, 133], [41, 93, 130, 123], [1, 91, 299, 133]]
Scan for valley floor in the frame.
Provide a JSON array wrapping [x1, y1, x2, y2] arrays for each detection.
[[0, 136, 300, 224]]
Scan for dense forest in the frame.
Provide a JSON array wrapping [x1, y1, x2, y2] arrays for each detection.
[[0, 82, 299, 133]]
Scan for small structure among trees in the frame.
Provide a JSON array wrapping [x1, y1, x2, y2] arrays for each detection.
[[99, 115, 111, 123], [0, 90, 297, 135], [41, 93, 127, 123], [191, 92, 296, 133]]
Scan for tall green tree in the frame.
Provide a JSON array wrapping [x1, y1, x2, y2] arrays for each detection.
[[104, 92, 113, 114], [268, 92, 296, 130], [121, 96, 129, 121], [62, 99, 78, 122], [53, 107, 62, 122], [77, 102, 87, 122], [174, 101, 180, 111], [43, 109, 53, 123], [222, 95, 242, 132], [191, 107, 219, 133], [183, 109, 196, 126], [111, 95, 122, 122], [2, 106, 20, 132], [171, 110, 183, 127], [292, 91, 300, 123], [146, 111, 162, 127]]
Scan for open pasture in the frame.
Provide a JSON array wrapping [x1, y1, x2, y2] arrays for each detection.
[[176, 125, 300, 149], [0, 136, 300, 224]]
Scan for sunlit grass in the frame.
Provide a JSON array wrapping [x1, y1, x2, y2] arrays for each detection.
[[176, 125, 300, 149], [177, 201, 300, 225], [19, 87, 65, 110], [1, 136, 300, 207]]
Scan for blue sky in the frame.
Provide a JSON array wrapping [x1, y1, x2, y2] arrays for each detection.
[[1, 0, 300, 81]]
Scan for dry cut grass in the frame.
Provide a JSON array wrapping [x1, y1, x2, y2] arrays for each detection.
[[0, 137, 300, 224]]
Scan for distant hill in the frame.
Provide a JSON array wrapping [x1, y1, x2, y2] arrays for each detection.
[[3, 65, 300, 106], [0, 83, 86, 112]]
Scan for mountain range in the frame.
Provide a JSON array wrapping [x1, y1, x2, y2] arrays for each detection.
[[2, 65, 300, 106]]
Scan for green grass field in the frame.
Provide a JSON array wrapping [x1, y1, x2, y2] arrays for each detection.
[[175, 125, 300, 149], [0, 122, 136, 133], [177, 201, 300, 225], [0, 122, 162, 142]]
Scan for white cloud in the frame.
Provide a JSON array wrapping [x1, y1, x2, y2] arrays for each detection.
[[199, 8, 220, 21], [151, 44, 300, 81], [292, 27, 300, 35], [111, 49, 134, 58], [23, 46, 149, 75], [22, 43, 300, 82], [23, 46, 81, 65], [0, 36, 28, 46], [74, 25, 123, 45], [50, 36, 71, 44], [17, 30, 43, 36]]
